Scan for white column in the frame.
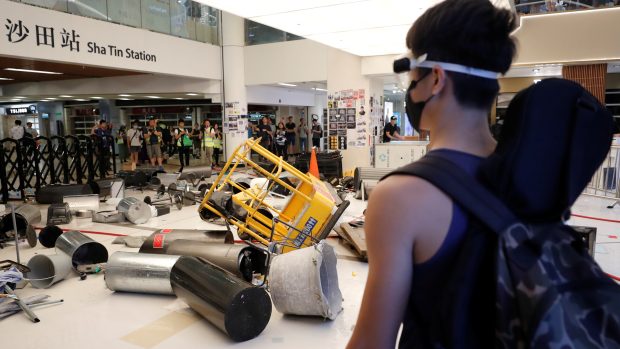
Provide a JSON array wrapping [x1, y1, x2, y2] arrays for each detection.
[[221, 12, 248, 159]]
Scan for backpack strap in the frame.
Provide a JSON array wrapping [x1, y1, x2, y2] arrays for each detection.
[[384, 153, 519, 235]]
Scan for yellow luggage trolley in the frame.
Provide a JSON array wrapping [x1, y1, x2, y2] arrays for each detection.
[[198, 138, 349, 254]]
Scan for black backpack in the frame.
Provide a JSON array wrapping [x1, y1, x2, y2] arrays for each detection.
[[386, 79, 620, 348]]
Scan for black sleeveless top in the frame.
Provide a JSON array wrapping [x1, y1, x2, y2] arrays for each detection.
[[399, 149, 484, 348]]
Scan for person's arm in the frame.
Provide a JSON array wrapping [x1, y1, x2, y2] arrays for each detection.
[[174, 129, 182, 140], [347, 175, 450, 349], [384, 128, 392, 140], [393, 130, 403, 140]]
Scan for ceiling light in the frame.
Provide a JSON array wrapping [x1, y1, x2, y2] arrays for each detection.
[[118, 98, 132, 101], [10, 99, 22, 102], [5, 68, 63, 75], [313, 88, 328, 92], [174, 98, 185, 100], [146, 96, 161, 99], [186, 93, 198, 96], [13, 96, 26, 99], [44, 98, 57, 100], [0, 77, 14, 81], [119, 94, 132, 97], [59, 95, 73, 98], [74, 99, 87, 101], [90, 97, 103, 99], [278, 82, 297, 87]]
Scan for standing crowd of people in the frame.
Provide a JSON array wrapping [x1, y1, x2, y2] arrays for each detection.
[[249, 115, 322, 160], [116, 117, 222, 173]]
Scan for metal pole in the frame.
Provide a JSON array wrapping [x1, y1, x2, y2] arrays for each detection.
[[10, 204, 20, 264], [4, 285, 39, 323]]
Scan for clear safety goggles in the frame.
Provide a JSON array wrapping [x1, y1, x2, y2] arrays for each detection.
[[393, 52, 500, 89]]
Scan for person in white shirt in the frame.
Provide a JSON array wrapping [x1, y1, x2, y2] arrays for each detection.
[[125, 120, 143, 170], [10, 120, 24, 140]]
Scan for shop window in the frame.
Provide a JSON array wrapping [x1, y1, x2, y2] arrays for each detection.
[[245, 19, 303, 46], [107, 0, 142, 27], [68, 0, 108, 21], [141, 0, 172, 34], [16, 0, 221, 46], [195, 4, 220, 45], [20, 0, 68, 12], [515, 0, 619, 16]]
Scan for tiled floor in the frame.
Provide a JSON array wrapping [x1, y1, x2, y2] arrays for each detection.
[[1, 191, 619, 349]]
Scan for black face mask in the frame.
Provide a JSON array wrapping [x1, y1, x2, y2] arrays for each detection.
[[405, 72, 434, 133]]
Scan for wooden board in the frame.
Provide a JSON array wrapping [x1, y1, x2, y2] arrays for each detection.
[[339, 223, 368, 261]]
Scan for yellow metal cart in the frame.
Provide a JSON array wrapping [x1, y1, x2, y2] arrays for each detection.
[[198, 138, 349, 254]]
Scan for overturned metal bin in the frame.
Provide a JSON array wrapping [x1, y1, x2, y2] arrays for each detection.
[[105, 252, 180, 295], [164, 240, 269, 282], [55, 231, 109, 270], [138, 229, 234, 254], [0, 204, 41, 247], [171, 256, 272, 342]]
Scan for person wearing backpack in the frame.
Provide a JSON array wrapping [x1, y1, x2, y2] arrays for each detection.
[[347, 1, 518, 348], [174, 119, 192, 173]]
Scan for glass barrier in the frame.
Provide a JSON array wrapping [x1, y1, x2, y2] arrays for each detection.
[[245, 19, 303, 46], [515, 0, 619, 15], [11, 0, 220, 45]]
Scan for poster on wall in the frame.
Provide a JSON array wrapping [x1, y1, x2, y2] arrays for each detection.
[[326, 89, 367, 148], [224, 102, 246, 134]]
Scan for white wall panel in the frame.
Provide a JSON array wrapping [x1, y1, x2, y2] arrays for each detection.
[[244, 39, 328, 85], [0, 0, 222, 79]]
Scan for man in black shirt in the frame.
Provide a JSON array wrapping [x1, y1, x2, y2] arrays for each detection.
[[258, 116, 273, 149], [285, 116, 296, 155], [383, 116, 403, 142]]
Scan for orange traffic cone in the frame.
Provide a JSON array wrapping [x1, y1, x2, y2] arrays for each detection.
[[309, 147, 319, 178]]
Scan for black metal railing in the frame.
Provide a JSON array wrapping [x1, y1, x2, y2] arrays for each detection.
[[0, 134, 117, 203]]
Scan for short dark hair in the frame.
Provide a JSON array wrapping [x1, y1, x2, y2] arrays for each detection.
[[26, 122, 32, 126], [407, 0, 517, 110], [178, 119, 185, 124], [15, 120, 21, 126], [99, 119, 106, 125]]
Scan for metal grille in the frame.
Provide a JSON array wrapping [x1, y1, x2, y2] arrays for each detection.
[[1, 134, 118, 203]]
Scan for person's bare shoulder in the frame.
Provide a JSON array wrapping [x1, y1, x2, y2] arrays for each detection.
[[366, 174, 453, 244]]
